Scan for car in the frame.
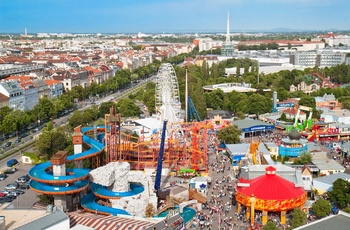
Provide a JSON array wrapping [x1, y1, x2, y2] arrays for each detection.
[[0, 192, 6, 197], [7, 159, 19, 167], [15, 176, 29, 183], [18, 183, 30, 190], [4, 184, 18, 190], [12, 189, 24, 195], [0, 174, 7, 181], [4, 168, 17, 174], [5, 195, 16, 202], [4, 141, 12, 147], [3, 169, 15, 175], [8, 191, 18, 197], [0, 190, 9, 195], [14, 138, 21, 144], [17, 175, 30, 181], [19, 133, 29, 139]]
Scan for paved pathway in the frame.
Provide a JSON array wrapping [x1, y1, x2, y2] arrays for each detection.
[[190, 152, 252, 230]]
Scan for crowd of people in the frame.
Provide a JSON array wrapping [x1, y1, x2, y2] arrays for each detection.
[[188, 153, 253, 230]]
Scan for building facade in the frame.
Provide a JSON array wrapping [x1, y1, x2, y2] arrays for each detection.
[[0, 81, 25, 110]]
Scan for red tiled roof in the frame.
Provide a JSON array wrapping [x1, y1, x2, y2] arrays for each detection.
[[282, 108, 306, 115], [45, 79, 62, 86], [6, 76, 33, 82], [20, 82, 36, 90], [85, 66, 101, 73]]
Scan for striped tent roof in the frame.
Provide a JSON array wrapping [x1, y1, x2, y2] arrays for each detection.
[[69, 212, 155, 230]]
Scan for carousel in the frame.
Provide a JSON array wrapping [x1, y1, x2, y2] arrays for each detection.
[[235, 166, 307, 226]]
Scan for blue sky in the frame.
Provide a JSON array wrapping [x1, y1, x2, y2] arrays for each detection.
[[0, 0, 349, 34]]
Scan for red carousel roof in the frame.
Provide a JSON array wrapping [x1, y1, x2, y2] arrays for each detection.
[[237, 166, 305, 200]]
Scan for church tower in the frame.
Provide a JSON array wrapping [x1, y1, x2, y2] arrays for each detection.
[[221, 11, 235, 57]]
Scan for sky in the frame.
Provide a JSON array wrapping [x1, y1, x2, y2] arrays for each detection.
[[0, 0, 349, 34]]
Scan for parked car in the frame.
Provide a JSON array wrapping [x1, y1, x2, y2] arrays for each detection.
[[0, 190, 9, 195], [14, 138, 21, 144], [3, 169, 15, 175], [7, 159, 19, 167], [3, 168, 17, 174], [4, 183, 18, 190], [18, 183, 30, 190], [0, 174, 7, 181], [0, 192, 6, 197], [5, 195, 16, 202], [4, 141, 12, 147], [12, 189, 24, 195], [16, 178, 29, 183], [8, 191, 18, 197]]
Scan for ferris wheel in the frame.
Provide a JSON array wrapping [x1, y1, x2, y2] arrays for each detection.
[[155, 63, 182, 125]]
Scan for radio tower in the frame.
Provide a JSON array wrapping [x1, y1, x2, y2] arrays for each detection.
[[221, 11, 234, 56]]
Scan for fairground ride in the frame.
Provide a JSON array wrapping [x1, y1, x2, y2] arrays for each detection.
[[104, 63, 212, 173]]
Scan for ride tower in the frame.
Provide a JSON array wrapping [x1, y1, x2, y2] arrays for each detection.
[[51, 151, 68, 211], [105, 106, 122, 163], [72, 126, 83, 168]]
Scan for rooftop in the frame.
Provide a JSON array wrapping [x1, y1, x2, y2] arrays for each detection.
[[294, 211, 350, 230], [313, 172, 350, 185], [231, 119, 274, 130], [14, 210, 69, 230]]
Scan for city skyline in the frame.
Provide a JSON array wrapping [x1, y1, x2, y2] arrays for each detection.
[[1, 0, 350, 34]]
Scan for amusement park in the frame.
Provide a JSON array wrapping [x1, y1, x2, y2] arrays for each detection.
[[2, 63, 350, 230], [19, 63, 231, 230]]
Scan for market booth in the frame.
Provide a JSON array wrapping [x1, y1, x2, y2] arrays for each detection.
[[235, 166, 307, 226]]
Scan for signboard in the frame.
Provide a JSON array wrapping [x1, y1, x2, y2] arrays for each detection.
[[242, 125, 275, 133], [276, 102, 295, 108]]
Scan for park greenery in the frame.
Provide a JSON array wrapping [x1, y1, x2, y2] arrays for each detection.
[[262, 220, 279, 230], [290, 208, 307, 229], [216, 125, 241, 144], [311, 198, 332, 218], [328, 178, 350, 209]]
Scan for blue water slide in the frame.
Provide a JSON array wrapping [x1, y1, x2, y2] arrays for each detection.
[[30, 179, 89, 194], [28, 126, 104, 194], [92, 183, 144, 198], [81, 192, 130, 216]]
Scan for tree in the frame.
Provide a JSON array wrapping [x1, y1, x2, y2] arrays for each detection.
[[312, 198, 331, 218], [290, 208, 307, 228], [35, 128, 69, 159], [247, 94, 271, 115], [343, 207, 350, 214], [262, 220, 279, 230], [280, 113, 287, 121], [145, 203, 156, 218], [236, 63, 241, 76], [341, 100, 350, 110], [235, 111, 245, 120], [293, 152, 312, 165], [299, 95, 316, 109], [99, 102, 117, 118], [328, 178, 350, 209], [217, 125, 241, 144], [115, 98, 141, 117]]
